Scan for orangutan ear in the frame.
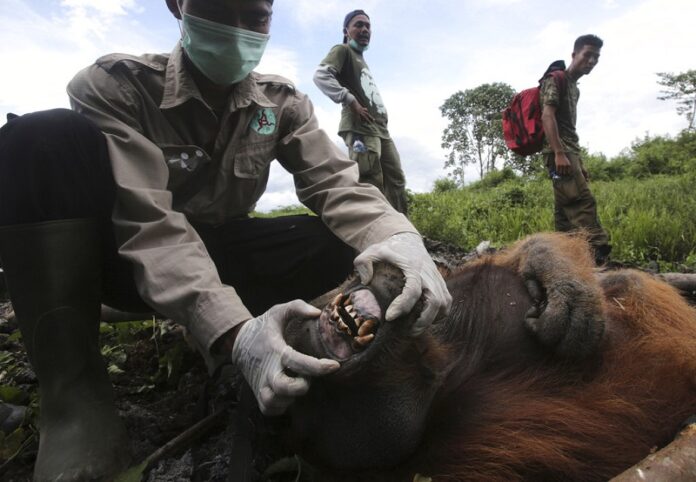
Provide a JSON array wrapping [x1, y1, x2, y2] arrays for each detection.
[[165, 0, 181, 20]]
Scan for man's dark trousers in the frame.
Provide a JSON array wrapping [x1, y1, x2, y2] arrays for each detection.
[[0, 108, 355, 316]]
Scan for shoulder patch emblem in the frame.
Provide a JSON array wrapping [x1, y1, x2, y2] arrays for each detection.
[[250, 108, 276, 135]]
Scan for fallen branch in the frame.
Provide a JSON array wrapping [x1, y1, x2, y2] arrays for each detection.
[[610, 422, 696, 481], [115, 403, 232, 482]]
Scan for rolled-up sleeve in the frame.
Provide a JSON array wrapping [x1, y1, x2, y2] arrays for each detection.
[[67, 64, 251, 354]]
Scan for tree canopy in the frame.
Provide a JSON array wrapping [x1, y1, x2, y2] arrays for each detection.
[[657, 70, 696, 131], [440, 83, 516, 184]]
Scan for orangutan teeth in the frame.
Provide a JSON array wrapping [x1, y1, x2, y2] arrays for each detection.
[[357, 318, 376, 337], [354, 334, 374, 346], [326, 290, 379, 348]]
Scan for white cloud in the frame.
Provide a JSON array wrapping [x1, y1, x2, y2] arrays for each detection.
[[3, 0, 695, 213], [256, 46, 301, 84], [601, 0, 620, 8], [61, 0, 140, 15], [288, 0, 379, 28], [257, 162, 299, 211], [475, 0, 524, 5], [578, 0, 696, 153], [0, 0, 166, 119], [57, 0, 144, 44]]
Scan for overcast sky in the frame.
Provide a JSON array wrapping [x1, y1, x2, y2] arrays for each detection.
[[1, 0, 694, 211]]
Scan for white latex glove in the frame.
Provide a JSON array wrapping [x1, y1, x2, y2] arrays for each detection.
[[231, 300, 340, 416], [353, 232, 452, 335]]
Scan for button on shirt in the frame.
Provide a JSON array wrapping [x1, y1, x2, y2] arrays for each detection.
[[67, 43, 414, 355]]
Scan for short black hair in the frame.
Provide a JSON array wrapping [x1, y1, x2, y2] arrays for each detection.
[[344, 9, 368, 28], [574, 34, 603, 53]]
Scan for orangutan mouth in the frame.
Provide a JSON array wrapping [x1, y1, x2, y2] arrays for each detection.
[[318, 289, 382, 361]]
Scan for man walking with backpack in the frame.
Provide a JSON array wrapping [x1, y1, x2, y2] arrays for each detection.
[[540, 34, 611, 265]]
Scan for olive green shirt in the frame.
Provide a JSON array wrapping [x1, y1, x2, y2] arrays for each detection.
[[540, 73, 581, 154], [318, 44, 390, 139], [66, 43, 413, 356]]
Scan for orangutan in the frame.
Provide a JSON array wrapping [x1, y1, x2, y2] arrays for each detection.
[[282, 232, 696, 482]]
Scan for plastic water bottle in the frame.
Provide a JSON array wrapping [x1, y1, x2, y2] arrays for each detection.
[[353, 138, 368, 153]]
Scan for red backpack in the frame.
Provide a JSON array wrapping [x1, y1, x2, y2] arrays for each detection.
[[502, 61, 567, 156]]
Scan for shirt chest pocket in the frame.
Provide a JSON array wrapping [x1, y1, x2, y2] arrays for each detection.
[[233, 140, 276, 179], [160, 144, 212, 192]]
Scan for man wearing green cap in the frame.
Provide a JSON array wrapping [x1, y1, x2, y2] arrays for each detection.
[[314, 10, 409, 214], [0, 0, 451, 479]]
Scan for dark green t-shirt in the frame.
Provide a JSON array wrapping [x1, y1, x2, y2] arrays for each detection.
[[540, 73, 581, 154], [319, 44, 390, 138]]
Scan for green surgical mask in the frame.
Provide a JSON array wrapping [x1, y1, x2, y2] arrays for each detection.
[[181, 13, 269, 86], [348, 38, 368, 53]]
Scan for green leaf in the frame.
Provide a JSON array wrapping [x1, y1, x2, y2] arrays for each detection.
[[113, 460, 148, 482], [0, 385, 28, 404], [0, 427, 27, 460]]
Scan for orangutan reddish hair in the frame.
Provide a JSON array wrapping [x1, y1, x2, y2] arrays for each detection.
[[284, 233, 696, 481]]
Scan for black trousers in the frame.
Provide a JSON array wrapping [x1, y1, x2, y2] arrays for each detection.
[[0, 109, 355, 316]]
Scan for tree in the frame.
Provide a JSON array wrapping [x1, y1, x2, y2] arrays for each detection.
[[440, 83, 516, 184], [657, 70, 696, 131], [506, 152, 546, 178], [432, 177, 459, 193]]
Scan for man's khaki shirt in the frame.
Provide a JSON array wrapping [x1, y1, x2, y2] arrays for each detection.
[[67, 44, 414, 355]]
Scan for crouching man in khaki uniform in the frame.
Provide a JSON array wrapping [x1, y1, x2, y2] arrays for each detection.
[[0, 1, 451, 479]]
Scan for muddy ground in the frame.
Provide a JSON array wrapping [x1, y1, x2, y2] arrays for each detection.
[[0, 239, 693, 481]]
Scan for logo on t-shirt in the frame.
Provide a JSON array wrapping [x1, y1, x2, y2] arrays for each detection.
[[360, 68, 386, 115], [250, 108, 277, 135]]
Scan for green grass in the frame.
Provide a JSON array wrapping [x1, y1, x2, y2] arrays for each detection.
[[253, 174, 696, 269], [252, 205, 312, 218], [409, 174, 696, 269]]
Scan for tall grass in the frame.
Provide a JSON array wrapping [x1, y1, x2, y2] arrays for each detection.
[[257, 174, 695, 268], [410, 174, 696, 268]]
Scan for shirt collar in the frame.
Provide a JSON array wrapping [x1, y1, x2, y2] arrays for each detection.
[[233, 72, 277, 110], [160, 43, 276, 112], [160, 42, 204, 110]]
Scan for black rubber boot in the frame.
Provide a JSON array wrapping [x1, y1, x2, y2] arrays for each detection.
[[0, 219, 131, 481]]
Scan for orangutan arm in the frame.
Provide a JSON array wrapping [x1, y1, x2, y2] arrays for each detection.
[[494, 232, 606, 360]]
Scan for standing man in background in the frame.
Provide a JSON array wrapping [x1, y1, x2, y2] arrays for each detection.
[[540, 34, 612, 265], [314, 9, 409, 215]]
